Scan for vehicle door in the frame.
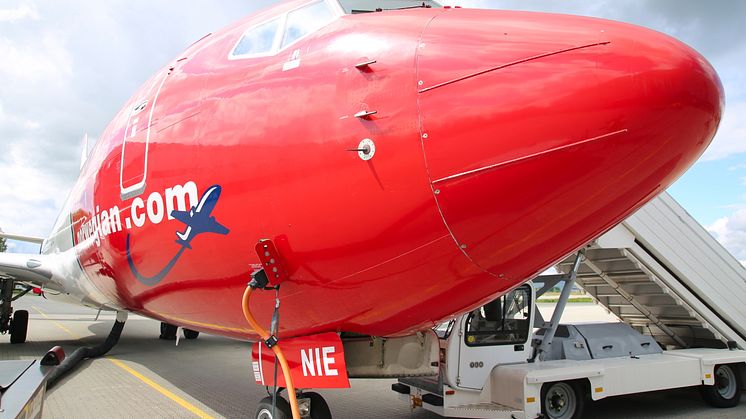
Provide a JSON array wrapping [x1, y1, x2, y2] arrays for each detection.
[[456, 285, 534, 390]]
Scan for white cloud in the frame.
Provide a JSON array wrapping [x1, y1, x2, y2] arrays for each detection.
[[0, 35, 73, 85], [700, 101, 746, 161], [707, 212, 746, 260], [0, 1, 39, 22], [0, 142, 69, 239], [0, 102, 39, 131]]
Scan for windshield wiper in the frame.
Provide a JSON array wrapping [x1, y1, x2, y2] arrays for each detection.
[[392, 3, 432, 10], [351, 3, 432, 14]]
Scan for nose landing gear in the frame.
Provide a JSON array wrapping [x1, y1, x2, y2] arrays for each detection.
[[254, 391, 332, 419], [1, 279, 30, 344]]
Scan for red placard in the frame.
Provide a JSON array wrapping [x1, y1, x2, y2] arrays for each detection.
[[251, 332, 350, 389]]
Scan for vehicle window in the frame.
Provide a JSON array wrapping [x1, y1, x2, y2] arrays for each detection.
[[282, 1, 336, 48], [233, 18, 281, 57], [464, 286, 531, 347], [433, 319, 455, 339]]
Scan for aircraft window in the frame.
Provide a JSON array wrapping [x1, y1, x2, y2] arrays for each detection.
[[282, 1, 336, 48], [232, 18, 281, 57], [338, 0, 441, 14], [464, 286, 531, 347]]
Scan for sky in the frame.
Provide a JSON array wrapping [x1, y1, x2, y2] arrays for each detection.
[[0, 1, 744, 259]]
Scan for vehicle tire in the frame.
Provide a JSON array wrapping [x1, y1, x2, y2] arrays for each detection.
[[183, 328, 199, 339], [159, 322, 177, 340], [305, 392, 332, 419], [541, 381, 586, 419], [10, 309, 28, 344], [255, 396, 292, 419], [701, 364, 742, 408]]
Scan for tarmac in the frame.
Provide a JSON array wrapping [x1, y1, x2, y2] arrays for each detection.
[[2, 296, 745, 418]]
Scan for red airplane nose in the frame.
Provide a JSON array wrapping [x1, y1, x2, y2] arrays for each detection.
[[416, 9, 723, 281]]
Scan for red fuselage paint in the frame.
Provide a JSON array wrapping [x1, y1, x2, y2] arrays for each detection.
[[62, 2, 723, 340]]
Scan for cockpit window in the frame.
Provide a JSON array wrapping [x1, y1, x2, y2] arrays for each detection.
[[232, 18, 281, 57], [230, 1, 341, 60], [282, 1, 336, 48], [338, 0, 441, 14]]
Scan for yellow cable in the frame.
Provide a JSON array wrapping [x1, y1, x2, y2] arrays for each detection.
[[242, 286, 301, 419]]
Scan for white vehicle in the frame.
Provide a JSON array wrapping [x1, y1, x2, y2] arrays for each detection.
[[392, 193, 746, 418]]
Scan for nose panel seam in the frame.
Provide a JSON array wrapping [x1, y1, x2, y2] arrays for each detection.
[[418, 41, 610, 94], [432, 128, 629, 185], [414, 10, 481, 271]]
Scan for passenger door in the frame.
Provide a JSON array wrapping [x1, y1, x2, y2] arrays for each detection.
[[119, 70, 168, 200]]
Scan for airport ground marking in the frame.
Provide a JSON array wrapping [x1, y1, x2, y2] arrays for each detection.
[[31, 306, 81, 340], [106, 356, 214, 419], [32, 305, 213, 418]]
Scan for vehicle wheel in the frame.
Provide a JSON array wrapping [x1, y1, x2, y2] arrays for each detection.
[[10, 310, 28, 344], [183, 328, 199, 339], [701, 364, 742, 408], [159, 322, 177, 340], [541, 381, 585, 419], [306, 392, 332, 419], [255, 396, 292, 419]]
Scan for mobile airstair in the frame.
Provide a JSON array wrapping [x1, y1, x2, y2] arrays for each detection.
[[395, 192, 746, 418], [556, 191, 746, 350]]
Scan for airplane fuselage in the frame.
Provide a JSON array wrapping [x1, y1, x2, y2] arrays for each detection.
[[43, 1, 722, 340]]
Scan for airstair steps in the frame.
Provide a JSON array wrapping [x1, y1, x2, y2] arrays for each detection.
[[554, 192, 746, 350]]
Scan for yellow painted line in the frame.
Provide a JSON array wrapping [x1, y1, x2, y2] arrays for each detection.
[[107, 357, 214, 419], [31, 306, 49, 319], [32, 306, 81, 340]]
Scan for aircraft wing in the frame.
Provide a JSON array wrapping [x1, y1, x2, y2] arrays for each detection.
[[171, 210, 192, 225], [0, 252, 55, 287], [207, 218, 230, 235]]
